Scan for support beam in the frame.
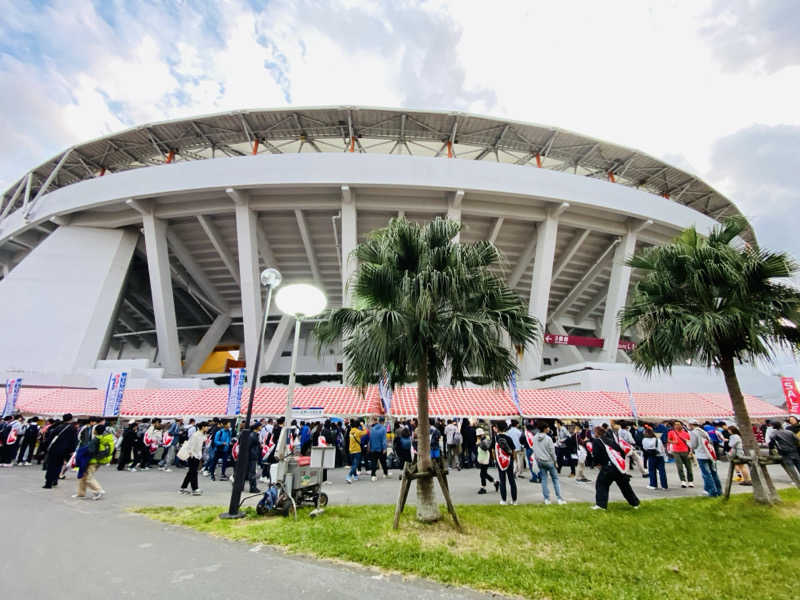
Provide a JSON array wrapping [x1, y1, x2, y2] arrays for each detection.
[[197, 215, 240, 285], [549, 239, 620, 323], [340, 186, 357, 305], [166, 230, 229, 313], [509, 232, 538, 289], [488, 217, 504, 244], [552, 229, 591, 283], [294, 209, 323, 286], [141, 213, 183, 376], [261, 314, 293, 373], [520, 206, 562, 379], [599, 222, 646, 362], [446, 189, 464, 243], [24, 149, 73, 219], [233, 194, 263, 372], [573, 287, 607, 325], [185, 313, 232, 374]]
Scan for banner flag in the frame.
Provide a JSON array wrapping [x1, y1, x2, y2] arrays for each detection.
[[378, 369, 392, 416], [103, 373, 127, 417], [227, 368, 246, 416], [625, 377, 639, 422], [781, 377, 800, 415], [3, 378, 22, 417], [509, 371, 521, 415]]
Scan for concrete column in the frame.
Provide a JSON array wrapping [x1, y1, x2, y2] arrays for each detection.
[[185, 313, 231, 374], [234, 199, 262, 373], [599, 227, 638, 362], [141, 214, 183, 376], [447, 190, 464, 243], [262, 314, 293, 373], [340, 186, 358, 306], [521, 203, 568, 379]]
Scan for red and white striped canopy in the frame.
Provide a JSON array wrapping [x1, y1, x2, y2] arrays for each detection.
[[4, 385, 787, 421]]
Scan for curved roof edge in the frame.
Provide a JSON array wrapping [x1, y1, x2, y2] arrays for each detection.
[[0, 105, 753, 242]]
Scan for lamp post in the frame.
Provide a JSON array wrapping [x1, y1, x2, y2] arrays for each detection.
[[274, 283, 327, 459], [221, 268, 281, 519]]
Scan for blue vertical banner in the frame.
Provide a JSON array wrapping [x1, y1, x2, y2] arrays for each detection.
[[509, 371, 521, 415], [227, 368, 246, 416], [625, 377, 639, 423], [103, 372, 128, 417], [378, 369, 392, 416], [3, 378, 22, 417]]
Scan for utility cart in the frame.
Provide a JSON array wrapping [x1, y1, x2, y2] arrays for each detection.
[[257, 446, 336, 517]]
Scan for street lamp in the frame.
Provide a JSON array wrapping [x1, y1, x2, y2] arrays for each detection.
[[221, 267, 282, 519], [274, 283, 327, 459]]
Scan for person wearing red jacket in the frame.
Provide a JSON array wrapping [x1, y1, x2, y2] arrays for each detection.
[[667, 421, 695, 488]]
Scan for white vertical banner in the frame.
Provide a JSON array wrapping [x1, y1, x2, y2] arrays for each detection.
[[3, 378, 22, 417], [103, 372, 128, 417], [227, 368, 246, 416], [378, 369, 392, 417], [508, 371, 521, 416]]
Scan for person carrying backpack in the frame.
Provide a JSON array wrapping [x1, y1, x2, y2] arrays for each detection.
[[73, 424, 114, 500], [476, 428, 498, 494]]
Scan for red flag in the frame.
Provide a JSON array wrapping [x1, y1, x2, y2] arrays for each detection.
[[601, 440, 627, 474], [6, 428, 17, 445], [495, 442, 511, 471], [232, 441, 239, 461], [702, 437, 717, 461]]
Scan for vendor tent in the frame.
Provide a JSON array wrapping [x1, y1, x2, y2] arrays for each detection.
[[4, 385, 786, 421]]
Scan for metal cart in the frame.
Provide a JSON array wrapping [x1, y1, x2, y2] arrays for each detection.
[[256, 446, 336, 517]]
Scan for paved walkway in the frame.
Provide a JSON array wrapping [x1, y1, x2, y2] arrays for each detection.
[[0, 461, 794, 599]]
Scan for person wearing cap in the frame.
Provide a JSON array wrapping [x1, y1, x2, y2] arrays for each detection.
[[73, 424, 114, 500], [688, 420, 722, 497], [667, 421, 695, 488], [475, 427, 498, 494]]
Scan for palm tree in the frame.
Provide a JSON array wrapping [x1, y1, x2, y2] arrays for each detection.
[[620, 216, 800, 505], [315, 217, 538, 521]]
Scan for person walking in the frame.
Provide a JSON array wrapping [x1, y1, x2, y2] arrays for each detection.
[[345, 419, 366, 484], [178, 422, 207, 495], [727, 426, 752, 486], [117, 421, 138, 471], [520, 423, 541, 483], [769, 425, 800, 482], [368, 416, 390, 481], [493, 421, 517, 505], [533, 423, 567, 505], [590, 427, 640, 510], [667, 421, 695, 488], [444, 419, 461, 471], [574, 424, 591, 482], [43, 414, 78, 489], [642, 428, 668, 490], [475, 428, 498, 494], [688, 420, 722, 497], [73, 424, 114, 500], [392, 426, 413, 479], [617, 423, 647, 477]]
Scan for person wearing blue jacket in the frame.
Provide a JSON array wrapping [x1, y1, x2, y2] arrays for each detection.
[[209, 421, 232, 481], [368, 417, 391, 481]]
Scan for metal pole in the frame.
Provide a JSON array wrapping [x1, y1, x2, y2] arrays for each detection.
[[276, 317, 302, 459], [222, 283, 277, 519]]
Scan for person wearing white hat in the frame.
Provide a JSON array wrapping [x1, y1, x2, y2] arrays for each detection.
[[475, 428, 498, 495]]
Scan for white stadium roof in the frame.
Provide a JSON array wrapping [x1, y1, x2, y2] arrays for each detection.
[[0, 106, 751, 243]]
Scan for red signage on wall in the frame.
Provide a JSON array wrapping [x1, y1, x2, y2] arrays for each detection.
[[781, 377, 800, 415], [544, 333, 635, 351]]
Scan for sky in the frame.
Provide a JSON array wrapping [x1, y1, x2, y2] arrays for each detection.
[[0, 0, 798, 258]]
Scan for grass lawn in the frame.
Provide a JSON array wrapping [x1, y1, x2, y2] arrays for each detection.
[[136, 489, 800, 600]]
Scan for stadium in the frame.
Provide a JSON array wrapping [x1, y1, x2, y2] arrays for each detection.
[[0, 107, 786, 419]]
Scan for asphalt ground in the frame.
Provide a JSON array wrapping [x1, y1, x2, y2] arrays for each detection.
[[0, 459, 794, 599]]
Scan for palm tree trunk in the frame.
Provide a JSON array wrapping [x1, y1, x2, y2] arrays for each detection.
[[415, 360, 441, 522], [719, 355, 780, 505]]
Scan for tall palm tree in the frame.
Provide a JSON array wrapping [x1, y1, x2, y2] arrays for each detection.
[[620, 216, 800, 505], [315, 217, 538, 521]]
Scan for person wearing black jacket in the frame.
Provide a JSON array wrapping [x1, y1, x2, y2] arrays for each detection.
[[493, 421, 518, 505], [43, 414, 78, 489], [117, 421, 138, 471], [246, 422, 263, 493], [16, 417, 39, 465], [590, 426, 640, 510]]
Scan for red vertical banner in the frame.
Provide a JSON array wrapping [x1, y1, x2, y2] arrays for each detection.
[[780, 377, 800, 415]]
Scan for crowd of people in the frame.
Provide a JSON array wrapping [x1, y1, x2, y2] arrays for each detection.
[[0, 411, 798, 510]]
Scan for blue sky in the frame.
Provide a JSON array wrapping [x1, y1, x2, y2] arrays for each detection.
[[1, 0, 799, 267]]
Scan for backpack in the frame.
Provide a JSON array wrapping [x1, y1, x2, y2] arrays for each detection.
[[496, 435, 512, 456], [479, 438, 491, 451], [453, 431, 463, 445]]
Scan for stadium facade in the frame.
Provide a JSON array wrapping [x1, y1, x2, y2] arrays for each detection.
[[0, 107, 784, 403]]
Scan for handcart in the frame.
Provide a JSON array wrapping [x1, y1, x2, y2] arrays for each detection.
[[255, 446, 336, 518]]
